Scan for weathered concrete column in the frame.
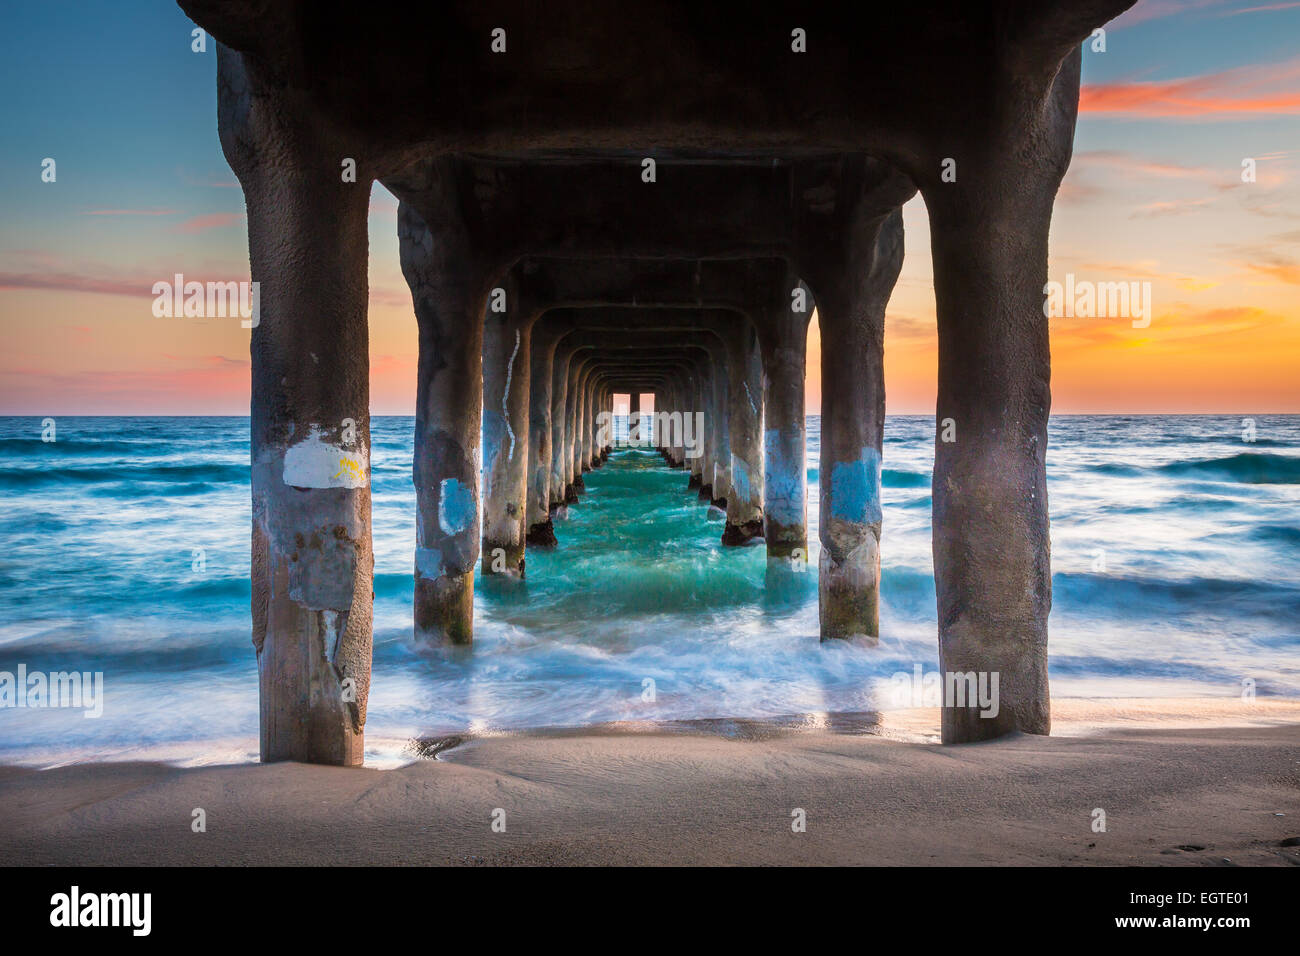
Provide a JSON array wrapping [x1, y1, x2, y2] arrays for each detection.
[[686, 358, 710, 489], [218, 46, 372, 765], [921, 51, 1082, 742], [526, 324, 559, 546], [603, 386, 613, 456], [571, 356, 595, 486], [812, 208, 904, 642], [549, 340, 572, 511], [662, 380, 676, 463], [563, 352, 585, 498], [686, 359, 707, 487], [481, 286, 529, 578], [759, 281, 810, 561], [586, 376, 605, 465], [589, 379, 607, 462], [399, 194, 487, 646], [628, 390, 641, 445], [582, 370, 596, 470], [704, 346, 729, 507], [664, 378, 686, 466], [651, 389, 662, 450], [594, 381, 608, 462], [721, 316, 765, 545]]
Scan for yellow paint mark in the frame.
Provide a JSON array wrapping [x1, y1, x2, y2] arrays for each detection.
[[333, 458, 365, 482]]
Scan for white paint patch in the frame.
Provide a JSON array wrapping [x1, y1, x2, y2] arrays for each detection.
[[503, 328, 520, 461], [282, 425, 368, 489], [321, 609, 342, 662]]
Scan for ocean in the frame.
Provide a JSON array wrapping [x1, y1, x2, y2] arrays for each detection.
[[1, 414, 1297, 767]]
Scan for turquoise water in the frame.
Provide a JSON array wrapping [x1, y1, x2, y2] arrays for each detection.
[[0, 414, 1298, 766]]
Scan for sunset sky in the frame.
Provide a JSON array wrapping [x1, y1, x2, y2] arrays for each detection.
[[1, 1, 1297, 415]]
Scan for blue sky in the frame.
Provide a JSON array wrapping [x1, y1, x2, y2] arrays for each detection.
[[1, 1, 1297, 413]]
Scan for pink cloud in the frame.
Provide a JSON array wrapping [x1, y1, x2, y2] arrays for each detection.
[[1130, 197, 1216, 218], [0, 359, 252, 414], [369, 287, 411, 307], [0, 271, 146, 297], [173, 213, 245, 234], [1111, 0, 1227, 27], [0, 264, 249, 299], [82, 208, 180, 217], [1072, 151, 1219, 179], [1221, 1, 1300, 13]]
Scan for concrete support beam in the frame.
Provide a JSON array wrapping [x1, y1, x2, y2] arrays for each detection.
[[810, 210, 903, 643], [919, 52, 1083, 742], [758, 278, 811, 561], [629, 391, 642, 444], [218, 47, 373, 766], [793, 157, 915, 643], [720, 317, 765, 545], [549, 337, 573, 511], [481, 281, 529, 578], [399, 189, 489, 647], [186, 2, 1135, 160], [550, 313, 739, 532], [525, 325, 561, 546]]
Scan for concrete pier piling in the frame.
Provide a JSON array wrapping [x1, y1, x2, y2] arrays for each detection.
[[398, 199, 486, 649], [481, 282, 530, 579], [215, 47, 374, 766], [759, 277, 811, 563], [191, 0, 1136, 758]]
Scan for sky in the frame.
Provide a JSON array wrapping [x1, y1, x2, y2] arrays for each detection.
[[0, 1, 1297, 415]]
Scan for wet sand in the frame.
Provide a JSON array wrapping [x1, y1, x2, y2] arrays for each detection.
[[2, 698, 1298, 866]]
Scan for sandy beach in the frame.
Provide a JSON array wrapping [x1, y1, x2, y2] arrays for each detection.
[[3, 698, 1297, 866]]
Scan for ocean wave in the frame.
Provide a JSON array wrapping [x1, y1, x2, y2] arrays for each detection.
[[883, 469, 929, 488], [1054, 569, 1299, 613], [0, 461, 249, 488], [1089, 462, 1146, 478], [376, 571, 413, 599], [1250, 524, 1300, 548], [799, 468, 929, 488], [1156, 452, 1300, 484], [0, 642, 252, 673], [0, 438, 167, 454]]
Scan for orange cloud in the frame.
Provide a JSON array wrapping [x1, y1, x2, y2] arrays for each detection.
[[1242, 258, 1300, 283], [1081, 59, 1300, 117]]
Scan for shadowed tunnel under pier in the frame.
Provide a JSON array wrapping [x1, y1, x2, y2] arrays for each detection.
[[184, 0, 1138, 763]]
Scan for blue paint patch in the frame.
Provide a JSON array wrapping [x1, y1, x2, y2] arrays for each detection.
[[415, 546, 444, 579], [438, 478, 477, 536], [830, 449, 882, 524], [731, 455, 751, 503], [764, 428, 805, 523]]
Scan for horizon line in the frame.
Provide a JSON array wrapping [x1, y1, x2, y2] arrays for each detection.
[[2, 411, 1297, 418]]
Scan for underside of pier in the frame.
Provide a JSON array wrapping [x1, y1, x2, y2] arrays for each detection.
[[181, 0, 1137, 762]]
